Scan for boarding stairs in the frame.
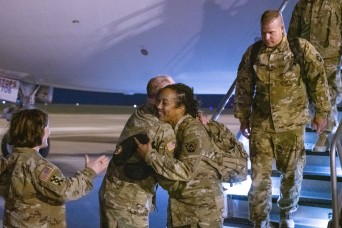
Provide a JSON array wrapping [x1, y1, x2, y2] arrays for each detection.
[[220, 126, 339, 228], [213, 91, 342, 227]]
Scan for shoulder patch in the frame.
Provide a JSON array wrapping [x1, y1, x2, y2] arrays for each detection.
[[316, 54, 323, 62], [167, 139, 176, 152], [185, 142, 196, 153], [39, 166, 53, 181], [49, 175, 64, 187]]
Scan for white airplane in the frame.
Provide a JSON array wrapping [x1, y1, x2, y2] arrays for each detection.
[[0, 0, 296, 107]]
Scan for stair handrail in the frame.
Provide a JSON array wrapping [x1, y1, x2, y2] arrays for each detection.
[[211, 79, 236, 121], [278, 0, 289, 13], [330, 56, 342, 228], [330, 119, 342, 228], [211, 0, 289, 121]]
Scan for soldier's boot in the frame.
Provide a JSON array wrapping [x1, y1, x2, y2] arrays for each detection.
[[312, 132, 329, 152], [279, 212, 295, 228]]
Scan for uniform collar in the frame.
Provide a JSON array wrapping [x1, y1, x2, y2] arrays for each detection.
[[174, 114, 192, 134], [13, 147, 37, 154], [262, 35, 288, 52]]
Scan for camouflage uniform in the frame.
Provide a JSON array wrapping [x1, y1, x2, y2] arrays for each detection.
[[144, 114, 224, 228], [0, 147, 97, 228], [288, 0, 342, 132], [99, 104, 176, 228], [233, 37, 331, 222]]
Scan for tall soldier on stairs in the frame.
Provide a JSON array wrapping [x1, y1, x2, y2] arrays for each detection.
[[234, 10, 331, 228], [288, 0, 342, 152]]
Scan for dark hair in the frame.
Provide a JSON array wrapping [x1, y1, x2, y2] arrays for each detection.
[[8, 109, 48, 148], [161, 83, 200, 117]]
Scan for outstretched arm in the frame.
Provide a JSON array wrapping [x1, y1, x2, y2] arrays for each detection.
[[85, 155, 109, 175]]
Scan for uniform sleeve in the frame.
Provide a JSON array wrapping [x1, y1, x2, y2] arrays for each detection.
[[33, 162, 97, 202], [144, 122, 206, 182], [0, 157, 8, 173], [0, 157, 8, 196], [233, 46, 255, 121], [151, 123, 176, 158], [302, 40, 332, 118], [287, 2, 301, 39]]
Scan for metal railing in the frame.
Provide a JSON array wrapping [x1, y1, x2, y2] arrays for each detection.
[[330, 119, 342, 228], [329, 55, 342, 228]]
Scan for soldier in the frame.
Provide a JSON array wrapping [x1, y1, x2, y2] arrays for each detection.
[[98, 75, 177, 228], [135, 83, 224, 228], [233, 10, 331, 228], [0, 108, 109, 228], [288, 0, 342, 152]]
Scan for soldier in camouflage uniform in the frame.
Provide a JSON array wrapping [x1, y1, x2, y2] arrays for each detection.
[[0, 108, 109, 228], [288, 0, 342, 152], [98, 75, 177, 228], [135, 83, 224, 228], [233, 10, 331, 228]]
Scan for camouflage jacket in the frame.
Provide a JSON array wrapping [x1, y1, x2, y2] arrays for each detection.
[[144, 114, 223, 226], [288, 0, 342, 58], [0, 147, 96, 228], [100, 104, 176, 214], [234, 36, 331, 132]]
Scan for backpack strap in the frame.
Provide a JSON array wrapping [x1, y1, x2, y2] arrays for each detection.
[[249, 37, 305, 75], [288, 37, 304, 70], [249, 40, 263, 74]]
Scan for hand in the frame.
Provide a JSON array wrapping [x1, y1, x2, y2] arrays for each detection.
[[240, 119, 251, 139], [134, 137, 153, 159], [311, 116, 327, 134], [197, 111, 209, 125], [85, 155, 110, 174]]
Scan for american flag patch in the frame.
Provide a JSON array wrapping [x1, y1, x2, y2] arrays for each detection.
[[167, 140, 176, 152], [39, 166, 53, 181]]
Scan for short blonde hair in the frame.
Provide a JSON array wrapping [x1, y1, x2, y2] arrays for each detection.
[[261, 10, 284, 27]]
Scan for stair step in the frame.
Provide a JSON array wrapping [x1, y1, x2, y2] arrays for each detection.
[[233, 125, 341, 228], [224, 216, 330, 228], [223, 197, 331, 228], [224, 176, 336, 205]]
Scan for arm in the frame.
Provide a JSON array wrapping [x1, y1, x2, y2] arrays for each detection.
[[33, 155, 109, 202], [0, 157, 9, 196], [233, 46, 255, 137], [0, 157, 8, 173], [287, 2, 302, 39], [135, 120, 207, 181], [302, 41, 331, 129]]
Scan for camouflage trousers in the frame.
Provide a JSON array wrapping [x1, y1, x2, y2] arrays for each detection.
[[248, 128, 306, 222], [98, 177, 153, 228]]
